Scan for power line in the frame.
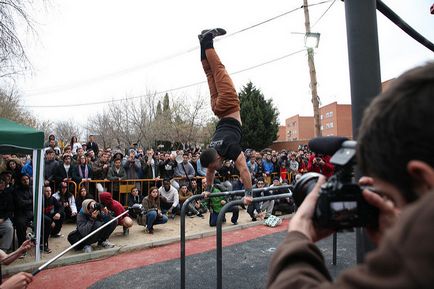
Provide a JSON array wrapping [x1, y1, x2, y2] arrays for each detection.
[[22, 49, 306, 108], [311, 0, 337, 29], [24, 1, 332, 97]]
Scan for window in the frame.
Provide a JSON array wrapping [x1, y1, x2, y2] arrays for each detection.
[[320, 115, 323, 120], [325, 111, 334, 118], [330, 122, 334, 128], [320, 125, 323, 131]]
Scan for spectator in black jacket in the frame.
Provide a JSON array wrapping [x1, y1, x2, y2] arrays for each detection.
[[86, 135, 99, 156], [13, 174, 33, 248], [42, 186, 63, 253], [127, 187, 143, 218], [44, 148, 58, 183], [54, 154, 77, 188]]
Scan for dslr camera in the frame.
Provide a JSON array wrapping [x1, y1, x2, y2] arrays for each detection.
[[92, 202, 105, 211], [293, 138, 378, 229]]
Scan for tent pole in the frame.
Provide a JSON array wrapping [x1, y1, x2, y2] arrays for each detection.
[[33, 149, 44, 262]]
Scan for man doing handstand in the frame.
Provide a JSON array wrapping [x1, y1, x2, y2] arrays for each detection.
[[198, 28, 253, 205]]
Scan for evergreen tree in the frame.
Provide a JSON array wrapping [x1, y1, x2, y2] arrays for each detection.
[[156, 100, 162, 116], [163, 93, 170, 112], [239, 82, 279, 150]]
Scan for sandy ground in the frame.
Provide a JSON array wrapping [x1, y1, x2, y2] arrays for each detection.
[[13, 208, 259, 265]]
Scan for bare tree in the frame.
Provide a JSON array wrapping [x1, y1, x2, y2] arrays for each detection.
[[54, 119, 82, 145], [0, 0, 36, 80], [87, 91, 214, 151], [0, 87, 37, 126]]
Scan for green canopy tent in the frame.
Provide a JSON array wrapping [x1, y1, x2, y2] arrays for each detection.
[[0, 118, 45, 261]]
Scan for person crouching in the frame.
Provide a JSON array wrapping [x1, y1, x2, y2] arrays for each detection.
[[99, 192, 134, 236], [76, 199, 117, 253]]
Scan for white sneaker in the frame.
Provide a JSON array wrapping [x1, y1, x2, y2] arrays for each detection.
[[99, 240, 115, 248], [83, 245, 92, 253]]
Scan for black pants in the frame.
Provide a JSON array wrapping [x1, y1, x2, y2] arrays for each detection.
[[43, 215, 53, 246], [13, 214, 33, 247], [160, 201, 180, 215], [81, 220, 117, 247], [50, 214, 65, 236], [209, 207, 239, 226]]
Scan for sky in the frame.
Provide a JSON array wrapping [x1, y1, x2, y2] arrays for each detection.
[[15, 0, 434, 128]]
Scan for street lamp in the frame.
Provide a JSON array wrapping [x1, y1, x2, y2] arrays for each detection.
[[305, 32, 321, 49]]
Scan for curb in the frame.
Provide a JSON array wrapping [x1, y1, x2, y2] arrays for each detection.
[[2, 214, 291, 276]]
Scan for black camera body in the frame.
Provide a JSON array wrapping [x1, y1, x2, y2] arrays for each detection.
[[128, 203, 145, 215], [294, 139, 378, 230], [92, 202, 105, 211]]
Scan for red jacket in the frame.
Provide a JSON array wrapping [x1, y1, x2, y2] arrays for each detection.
[[307, 154, 334, 178], [99, 192, 128, 222]]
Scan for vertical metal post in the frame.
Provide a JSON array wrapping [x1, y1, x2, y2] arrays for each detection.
[[180, 194, 203, 289], [332, 232, 337, 265], [344, 0, 381, 263], [216, 193, 292, 289], [216, 200, 244, 289]]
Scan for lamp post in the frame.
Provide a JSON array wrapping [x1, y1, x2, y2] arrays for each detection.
[[303, 0, 321, 137]]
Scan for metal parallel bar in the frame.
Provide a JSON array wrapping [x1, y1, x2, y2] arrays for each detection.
[[332, 232, 337, 265], [376, 0, 434, 53], [180, 185, 292, 289], [216, 193, 292, 289], [32, 210, 129, 276], [344, 0, 380, 263]]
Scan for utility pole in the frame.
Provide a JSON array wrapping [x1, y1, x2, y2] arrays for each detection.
[[303, 0, 321, 137]]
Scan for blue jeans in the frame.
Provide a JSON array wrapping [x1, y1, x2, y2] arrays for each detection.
[[146, 210, 168, 230], [0, 218, 13, 251]]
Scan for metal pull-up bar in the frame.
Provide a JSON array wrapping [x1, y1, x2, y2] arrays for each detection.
[[180, 185, 292, 289], [215, 193, 292, 289]]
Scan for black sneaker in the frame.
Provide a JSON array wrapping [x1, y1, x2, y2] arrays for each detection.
[[196, 213, 204, 219], [198, 28, 226, 41]]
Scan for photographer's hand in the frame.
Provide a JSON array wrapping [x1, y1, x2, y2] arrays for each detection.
[[91, 210, 99, 219], [360, 177, 400, 245], [19, 239, 34, 254], [0, 272, 33, 289], [288, 175, 334, 242]]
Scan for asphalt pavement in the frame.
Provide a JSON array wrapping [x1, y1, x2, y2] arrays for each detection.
[[90, 231, 356, 289]]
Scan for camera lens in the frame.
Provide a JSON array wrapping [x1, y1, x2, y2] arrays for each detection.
[[292, 172, 322, 207]]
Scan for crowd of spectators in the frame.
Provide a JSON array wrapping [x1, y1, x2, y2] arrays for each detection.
[[0, 133, 332, 256]]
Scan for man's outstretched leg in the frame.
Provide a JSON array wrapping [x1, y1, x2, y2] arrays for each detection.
[[199, 29, 241, 123]]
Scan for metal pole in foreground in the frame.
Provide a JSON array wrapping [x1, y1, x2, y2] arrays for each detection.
[[344, 0, 381, 263], [216, 193, 292, 289], [32, 210, 129, 276], [180, 185, 293, 289], [180, 194, 203, 289], [332, 233, 337, 265]]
